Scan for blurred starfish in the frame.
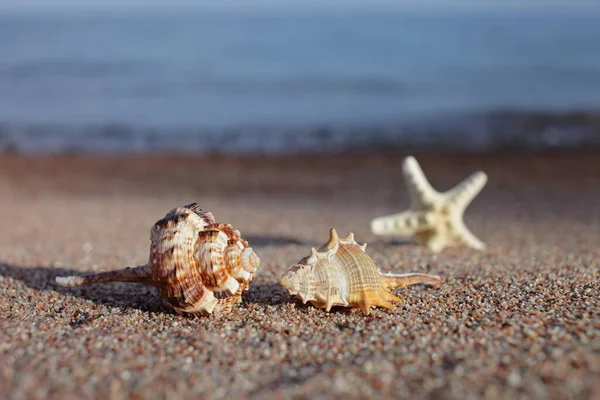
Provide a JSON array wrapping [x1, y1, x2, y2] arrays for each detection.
[[371, 156, 487, 253]]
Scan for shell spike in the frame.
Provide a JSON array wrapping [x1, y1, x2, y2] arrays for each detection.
[[55, 264, 154, 287], [325, 228, 340, 250], [343, 232, 355, 242], [325, 298, 335, 312]]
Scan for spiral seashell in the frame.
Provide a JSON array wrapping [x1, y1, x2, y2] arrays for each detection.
[[280, 229, 441, 313], [55, 203, 260, 316]]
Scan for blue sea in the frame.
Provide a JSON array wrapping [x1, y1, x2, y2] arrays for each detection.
[[1, 10, 600, 153]]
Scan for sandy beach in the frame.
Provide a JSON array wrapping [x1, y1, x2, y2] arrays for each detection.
[[0, 150, 598, 399]]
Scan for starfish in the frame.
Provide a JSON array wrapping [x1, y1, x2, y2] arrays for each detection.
[[370, 156, 488, 253]]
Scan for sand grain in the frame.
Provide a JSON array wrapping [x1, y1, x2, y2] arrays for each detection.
[[0, 151, 598, 399]]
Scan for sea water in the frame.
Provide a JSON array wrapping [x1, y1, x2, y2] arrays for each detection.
[[1, 10, 599, 153]]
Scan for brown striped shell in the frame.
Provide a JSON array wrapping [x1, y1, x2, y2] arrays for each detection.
[[149, 204, 259, 315], [55, 203, 260, 316], [279, 229, 441, 314]]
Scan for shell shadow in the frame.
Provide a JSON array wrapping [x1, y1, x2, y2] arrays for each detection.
[[0, 263, 294, 314], [245, 280, 289, 305], [369, 238, 415, 247], [0, 262, 169, 314], [245, 279, 360, 314], [243, 235, 308, 247]]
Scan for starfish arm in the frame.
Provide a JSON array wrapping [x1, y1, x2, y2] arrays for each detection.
[[402, 156, 441, 209], [453, 219, 486, 250], [445, 171, 487, 212], [424, 232, 449, 253], [371, 210, 433, 237]]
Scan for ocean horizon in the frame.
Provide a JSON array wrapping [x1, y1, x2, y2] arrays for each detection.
[[1, 10, 600, 153]]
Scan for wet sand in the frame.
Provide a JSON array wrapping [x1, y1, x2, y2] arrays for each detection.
[[0, 150, 598, 399]]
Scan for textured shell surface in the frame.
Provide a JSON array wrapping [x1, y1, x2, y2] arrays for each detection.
[[150, 204, 260, 315], [280, 229, 441, 313], [55, 203, 260, 316]]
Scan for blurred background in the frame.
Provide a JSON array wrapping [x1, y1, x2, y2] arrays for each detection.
[[1, 0, 600, 153], [1, 5, 599, 399]]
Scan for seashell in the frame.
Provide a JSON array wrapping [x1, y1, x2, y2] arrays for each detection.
[[279, 229, 441, 313], [55, 203, 260, 316]]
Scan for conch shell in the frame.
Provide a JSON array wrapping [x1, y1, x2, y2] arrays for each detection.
[[56, 203, 260, 316], [280, 229, 441, 313]]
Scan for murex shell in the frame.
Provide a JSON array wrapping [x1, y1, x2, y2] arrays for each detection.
[[280, 229, 441, 313], [56, 203, 260, 316]]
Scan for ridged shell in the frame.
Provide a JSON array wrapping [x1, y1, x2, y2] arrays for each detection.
[[54, 203, 260, 317], [280, 229, 441, 313], [150, 204, 260, 315]]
